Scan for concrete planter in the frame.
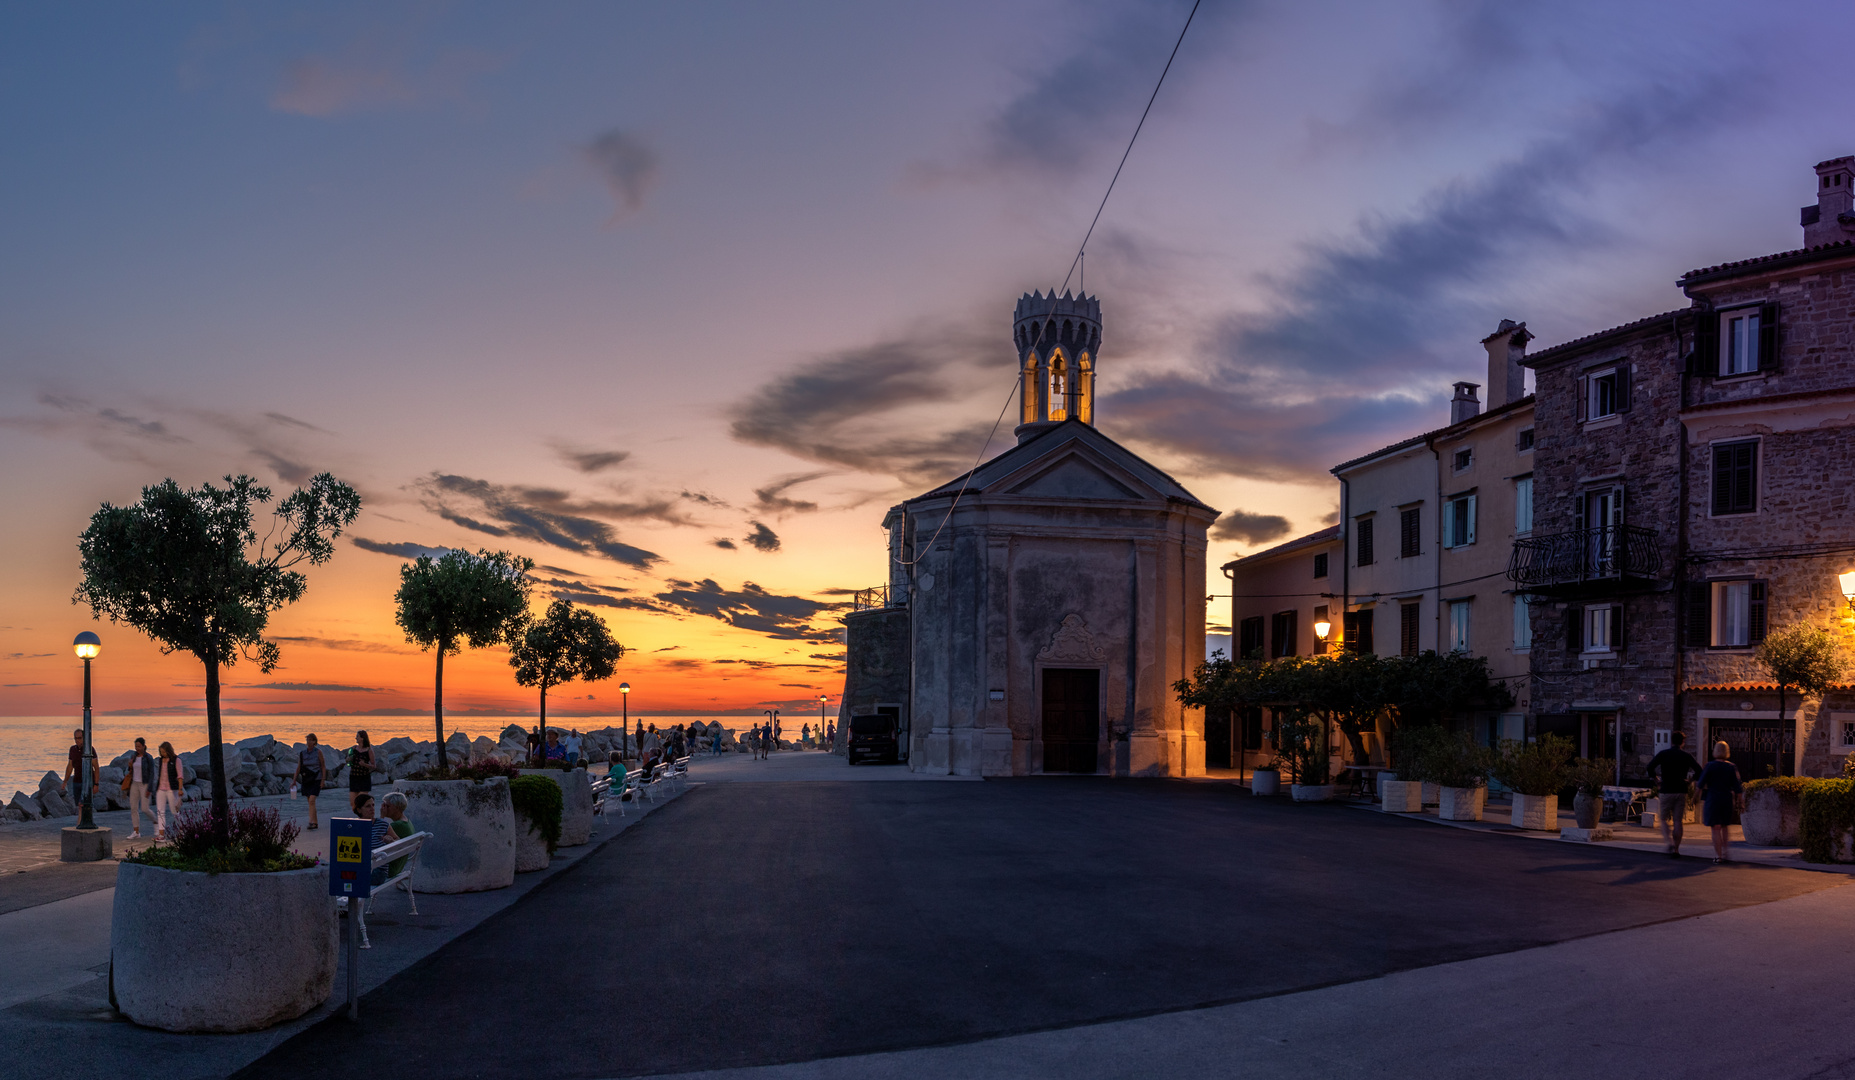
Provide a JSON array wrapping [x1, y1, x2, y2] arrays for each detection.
[[1438, 785, 1486, 821], [111, 862, 333, 1032], [514, 815, 549, 872], [1421, 781, 1441, 807], [1742, 787, 1802, 846], [1380, 778, 1421, 813], [398, 778, 516, 893], [1512, 792, 1559, 832], [1290, 784, 1334, 803], [529, 768, 594, 847], [1250, 769, 1280, 796]]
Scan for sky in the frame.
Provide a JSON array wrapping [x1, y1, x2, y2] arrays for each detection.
[[2, 0, 1850, 718]]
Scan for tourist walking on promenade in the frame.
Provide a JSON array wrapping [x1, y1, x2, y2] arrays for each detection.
[[564, 730, 582, 766], [1698, 741, 1746, 864], [348, 730, 376, 814], [154, 741, 183, 841], [61, 727, 98, 806], [121, 737, 155, 840], [294, 733, 326, 831], [1645, 731, 1704, 858]]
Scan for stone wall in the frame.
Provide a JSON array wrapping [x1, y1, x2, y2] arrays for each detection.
[[837, 606, 911, 757]]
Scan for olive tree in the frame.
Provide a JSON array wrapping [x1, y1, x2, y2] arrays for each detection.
[[394, 550, 534, 775], [73, 474, 360, 839], [509, 599, 626, 748]]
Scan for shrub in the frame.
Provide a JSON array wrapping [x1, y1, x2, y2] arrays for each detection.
[[1429, 736, 1495, 790], [1272, 715, 1329, 786], [1746, 775, 1818, 796], [406, 757, 519, 782], [124, 803, 313, 874], [508, 774, 563, 851], [1492, 735, 1574, 797], [1569, 757, 1617, 796], [1390, 726, 1451, 784], [1799, 779, 1855, 864]]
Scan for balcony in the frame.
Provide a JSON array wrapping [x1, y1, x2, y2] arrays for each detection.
[[1507, 525, 1664, 595], [851, 584, 904, 611]]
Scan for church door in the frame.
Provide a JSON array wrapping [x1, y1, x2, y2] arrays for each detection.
[[1042, 668, 1100, 774]]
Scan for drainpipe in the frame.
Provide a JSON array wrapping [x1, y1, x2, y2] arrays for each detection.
[[1673, 310, 1691, 778], [1223, 562, 1242, 782], [1338, 476, 1351, 652]]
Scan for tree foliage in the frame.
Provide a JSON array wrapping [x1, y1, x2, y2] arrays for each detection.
[[1756, 624, 1848, 700], [509, 599, 626, 730], [73, 473, 359, 833], [394, 549, 534, 774]]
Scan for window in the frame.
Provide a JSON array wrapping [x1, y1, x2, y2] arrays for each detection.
[[1566, 603, 1623, 655], [1399, 507, 1421, 558], [1840, 720, 1855, 752], [1238, 616, 1265, 660], [1589, 369, 1620, 419], [1452, 448, 1472, 472], [1514, 475, 1533, 534], [1695, 303, 1778, 377], [1356, 517, 1374, 566], [1517, 427, 1535, 452], [1399, 602, 1420, 657], [1448, 600, 1471, 653], [1711, 580, 1768, 647], [1712, 440, 1758, 515], [1313, 552, 1328, 579], [1513, 596, 1532, 651], [1724, 309, 1761, 375], [1443, 494, 1477, 548], [1343, 609, 1374, 654], [1270, 610, 1298, 658]]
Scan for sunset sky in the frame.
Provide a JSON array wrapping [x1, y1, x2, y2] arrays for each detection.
[[2, 0, 1848, 718]]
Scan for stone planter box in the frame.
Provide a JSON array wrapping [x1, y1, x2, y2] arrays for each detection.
[[1250, 769, 1280, 796], [1421, 782, 1441, 806], [111, 862, 334, 1032], [529, 768, 594, 847], [398, 778, 516, 894], [1438, 785, 1485, 821], [1380, 778, 1421, 813], [514, 814, 550, 872], [1742, 787, 1801, 846], [1290, 784, 1334, 803], [1512, 792, 1559, 832]]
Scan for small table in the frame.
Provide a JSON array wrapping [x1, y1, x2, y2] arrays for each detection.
[[1601, 785, 1654, 823], [1345, 764, 1390, 798]]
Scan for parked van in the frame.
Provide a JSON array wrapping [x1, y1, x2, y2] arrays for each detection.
[[847, 713, 900, 765]]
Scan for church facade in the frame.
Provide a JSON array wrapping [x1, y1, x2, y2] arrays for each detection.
[[838, 292, 1219, 777]]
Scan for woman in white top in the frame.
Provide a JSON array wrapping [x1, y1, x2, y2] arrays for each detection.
[[153, 741, 185, 841]]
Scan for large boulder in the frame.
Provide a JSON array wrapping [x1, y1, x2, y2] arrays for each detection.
[[100, 765, 125, 786], [234, 733, 276, 757], [37, 771, 62, 794], [38, 788, 75, 818], [471, 736, 496, 762], [110, 750, 136, 769], [228, 757, 265, 788], [9, 791, 42, 820]]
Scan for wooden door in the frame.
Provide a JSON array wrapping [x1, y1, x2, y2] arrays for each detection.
[[1041, 668, 1100, 774]]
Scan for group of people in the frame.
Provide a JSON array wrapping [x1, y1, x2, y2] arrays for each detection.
[[65, 732, 188, 842], [1644, 730, 1749, 863]]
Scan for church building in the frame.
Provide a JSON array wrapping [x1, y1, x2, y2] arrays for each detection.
[[838, 291, 1219, 777]]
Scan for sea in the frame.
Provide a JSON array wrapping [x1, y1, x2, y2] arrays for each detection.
[[0, 714, 815, 794]]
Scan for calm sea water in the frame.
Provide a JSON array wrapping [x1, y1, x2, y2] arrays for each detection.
[[0, 713, 819, 794]]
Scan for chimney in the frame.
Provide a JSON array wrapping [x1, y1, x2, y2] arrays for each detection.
[[1802, 156, 1855, 247], [1450, 381, 1481, 425], [1479, 319, 1533, 407]]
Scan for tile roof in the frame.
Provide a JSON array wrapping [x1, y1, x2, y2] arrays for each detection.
[[1679, 239, 1855, 286], [1220, 524, 1339, 570], [1329, 393, 1535, 473], [1686, 681, 1855, 693], [1523, 308, 1689, 366]]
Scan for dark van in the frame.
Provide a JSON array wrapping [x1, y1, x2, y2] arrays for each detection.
[[847, 713, 900, 765]]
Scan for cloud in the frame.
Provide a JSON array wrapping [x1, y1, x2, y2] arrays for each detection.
[[270, 25, 501, 118], [264, 412, 327, 432], [271, 635, 417, 655], [0, 393, 187, 463], [582, 129, 659, 220], [418, 473, 664, 569], [248, 681, 382, 693], [556, 446, 631, 473], [653, 646, 680, 652], [713, 538, 737, 550], [4, 652, 55, 660], [753, 472, 828, 514], [1210, 510, 1292, 545], [253, 448, 315, 484], [351, 537, 452, 560], [742, 522, 781, 552], [3, 683, 44, 687], [650, 579, 833, 641]]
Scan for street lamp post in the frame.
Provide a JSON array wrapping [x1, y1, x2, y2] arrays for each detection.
[[764, 708, 779, 751], [73, 633, 101, 830], [819, 694, 827, 750], [620, 682, 631, 757]]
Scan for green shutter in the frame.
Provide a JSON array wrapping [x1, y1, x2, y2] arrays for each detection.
[[1758, 302, 1780, 372]]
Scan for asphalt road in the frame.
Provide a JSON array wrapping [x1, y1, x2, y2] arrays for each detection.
[[238, 780, 1834, 1079]]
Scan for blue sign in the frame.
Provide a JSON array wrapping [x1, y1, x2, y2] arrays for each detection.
[[328, 817, 373, 899]]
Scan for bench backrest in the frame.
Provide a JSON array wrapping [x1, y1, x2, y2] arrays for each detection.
[[373, 830, 432, 868]]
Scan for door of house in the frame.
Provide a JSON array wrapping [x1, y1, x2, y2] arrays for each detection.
[[1708, 719, 1795, 779], [1041, 668, 1100, 774], [1204, 705, 1232, 769]]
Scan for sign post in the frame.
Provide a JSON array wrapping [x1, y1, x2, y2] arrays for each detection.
[[328, 818, 372, 1020]]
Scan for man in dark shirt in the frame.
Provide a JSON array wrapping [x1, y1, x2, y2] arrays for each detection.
[[1645, 731, 1705, 858], [62, 728, 97, 806]]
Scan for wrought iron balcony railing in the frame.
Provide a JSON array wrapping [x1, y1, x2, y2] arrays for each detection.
[[851, 584, 903, 611], [1507, 525, 1663, 591]]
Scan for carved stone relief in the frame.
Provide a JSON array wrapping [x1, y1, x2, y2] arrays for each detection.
[[1037, 613, 1106, 664]]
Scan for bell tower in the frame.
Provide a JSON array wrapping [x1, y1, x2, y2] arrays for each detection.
[[1013, 290, 1102, 444]]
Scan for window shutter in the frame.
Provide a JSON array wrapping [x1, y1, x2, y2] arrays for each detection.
[[1749, 581, 1768, 643], [1567, 606, 1584, 652], [1684, 582, 1711, 647], [1736, 443, 1757, 511], [1712, 446, 1733, 516], [1758, 302, 1780, 372], [1690, 311, 1717, 376], [1465, 495, 1477, 545], [1573, 491, 1586, 534], [1610, 604, 1625, 650], [1576, 375, 1588, 422], [1612, 486, 1626, 529], [1441, 500, 1454, 549], [1615, 366, 1632, 412]]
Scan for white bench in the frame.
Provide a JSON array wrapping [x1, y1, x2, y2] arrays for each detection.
[[671, 756, 691, 789], [637, 763, 671, 803], [337, 829, 431, 949]]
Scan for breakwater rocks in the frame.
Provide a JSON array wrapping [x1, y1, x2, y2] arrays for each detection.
[[2, 721, 755, 824]]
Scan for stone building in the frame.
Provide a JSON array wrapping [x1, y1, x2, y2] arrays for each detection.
[[1217, 525, 1339, 773], [1516, 156, 1855, 777], [838, 292, 1219, 777]]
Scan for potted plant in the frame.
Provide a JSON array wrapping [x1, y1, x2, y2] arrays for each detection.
[[1492, 735, 1573, 832], [515, 759, 596, 846], [1278, 715, 1334, 802], [1569, 757, 1616, 829], [1742, 776, 1812, 846], [111, 805, 330, 1032], [508, 773, 563, 871], [1431, 735, 1494, 822], [399, 758, 519, 892], [1249, 760, 1281, 797], [1384, 726, 1445, 814]]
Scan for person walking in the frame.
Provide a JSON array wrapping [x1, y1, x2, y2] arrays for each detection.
[[1697, 740, 1746, 864], [153, 741, 184, 841], [1644, 731, 1704, 858], [120, 737, 155, 840], [348, 730, 377, 815], [61, 727, 98, 808], [294, 733, 327, 831]]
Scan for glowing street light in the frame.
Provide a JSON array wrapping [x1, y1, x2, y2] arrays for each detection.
[[620, 682, 632, 757], [72, 632, 101, 831], [1839, 570, 1855, 613]]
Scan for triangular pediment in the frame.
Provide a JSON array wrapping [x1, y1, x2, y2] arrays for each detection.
[[908, 418, 1210, 509], [1005, 454, 1141, 500]]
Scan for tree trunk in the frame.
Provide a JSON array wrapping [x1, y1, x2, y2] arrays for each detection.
[[538, 683, 549, 763], [434, 646, 447, 778], [1777, 683, 1787, 780], [203, 648, 230, 847]]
